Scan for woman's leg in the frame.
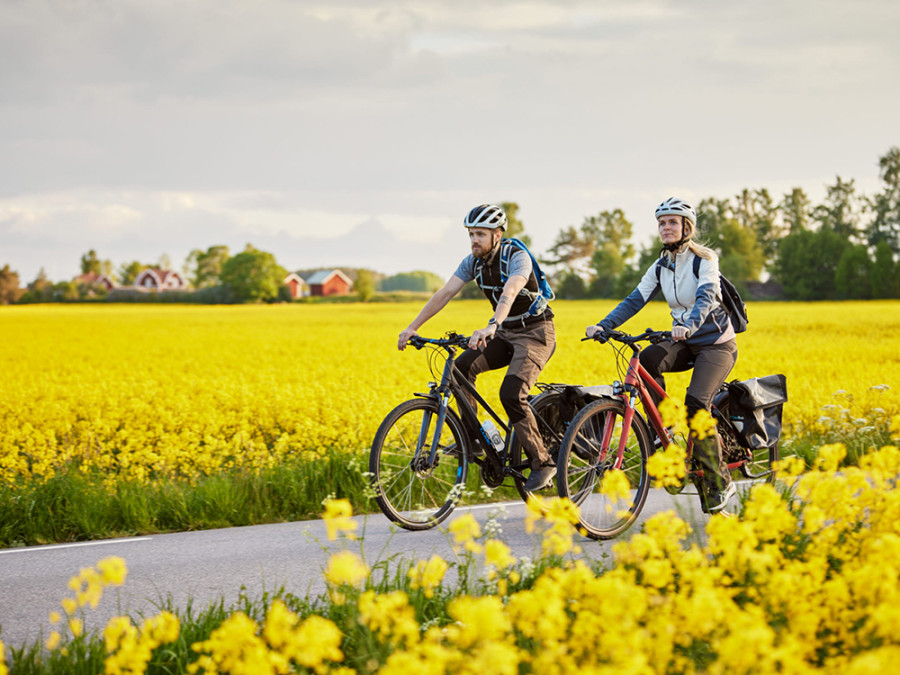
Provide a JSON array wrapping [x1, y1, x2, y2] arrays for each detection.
[[640, 341, 694, 409], [685, 341, 738, 507]]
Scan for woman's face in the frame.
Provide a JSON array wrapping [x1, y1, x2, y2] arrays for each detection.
[[658, 215, 684, 246]]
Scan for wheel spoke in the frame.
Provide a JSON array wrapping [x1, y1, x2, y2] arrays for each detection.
[[558, 399, 650, 540], [370, 399, 467, 530]]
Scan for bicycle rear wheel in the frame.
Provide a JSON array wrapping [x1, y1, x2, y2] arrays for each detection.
[[557, 399, 651, 540], [716, 398, 778, 482], [369, 398, 468, 530], [510, 390, 568, 502]]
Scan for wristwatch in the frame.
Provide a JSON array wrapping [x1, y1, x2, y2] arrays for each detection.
[[487, 317, 498, 328]]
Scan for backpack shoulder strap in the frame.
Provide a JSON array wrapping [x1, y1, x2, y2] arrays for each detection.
[[499, 239, 513, 282], [693, 254, 701, 278]]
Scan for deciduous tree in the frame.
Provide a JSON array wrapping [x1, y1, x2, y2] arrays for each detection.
[[186, 246, 231, 289], [0, 265, 23, 304], [219, 245, 286, 303], [868, 146, 900, 254]]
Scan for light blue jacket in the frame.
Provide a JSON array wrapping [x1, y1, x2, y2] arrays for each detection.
[[598, 250, 735, 346]]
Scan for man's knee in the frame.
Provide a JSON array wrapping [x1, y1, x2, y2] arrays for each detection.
[[456, 352, 483, 381], [499, 376, 530, 424]]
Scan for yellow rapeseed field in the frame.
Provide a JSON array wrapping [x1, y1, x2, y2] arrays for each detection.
[[1, 301, 898, 485]]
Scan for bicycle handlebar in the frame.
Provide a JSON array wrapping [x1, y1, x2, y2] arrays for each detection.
[[408, 332, 471, 350], [583, 327, 673, 346]]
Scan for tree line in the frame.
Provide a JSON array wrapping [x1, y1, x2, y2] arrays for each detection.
[[539, 147, 900, 301], [1, 148, 898, 305], [0, 244, 445, 305]]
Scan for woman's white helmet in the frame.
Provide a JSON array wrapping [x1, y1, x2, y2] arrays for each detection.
[[655, 197, 696, 228], [464, 204, 507, 231]]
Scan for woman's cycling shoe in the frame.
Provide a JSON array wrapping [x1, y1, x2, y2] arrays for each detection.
[[705, 481, 737, 513]]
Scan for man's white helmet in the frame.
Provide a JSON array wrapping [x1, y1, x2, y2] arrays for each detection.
[[655, 197, 696, 227], [464, 204, 507, 231]]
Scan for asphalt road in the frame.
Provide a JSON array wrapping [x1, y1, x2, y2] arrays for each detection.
[[0, 487, 719, 649]]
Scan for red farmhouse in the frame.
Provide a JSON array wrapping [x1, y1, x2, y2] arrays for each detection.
[[306, 270, 352, 296]]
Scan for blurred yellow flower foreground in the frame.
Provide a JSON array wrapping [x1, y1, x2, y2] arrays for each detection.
[[8, 444, 900, 674]]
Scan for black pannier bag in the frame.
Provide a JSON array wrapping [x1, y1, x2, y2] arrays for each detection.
[[727, 374, 788, 449]]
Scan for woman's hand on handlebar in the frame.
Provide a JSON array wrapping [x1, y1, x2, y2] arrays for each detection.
[[671, 325, 690, 342], [585, 324, 603, 339]]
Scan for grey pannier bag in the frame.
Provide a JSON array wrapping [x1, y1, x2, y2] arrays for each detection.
[[726, 374, 788, 450]]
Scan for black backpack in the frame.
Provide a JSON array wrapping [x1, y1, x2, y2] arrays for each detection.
[[655, 256, 748, 333]]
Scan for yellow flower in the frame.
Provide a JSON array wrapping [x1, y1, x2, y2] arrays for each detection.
[[659, 397, 689, 439], [143, 611, 180, 644], [446, 595, 511, 649], [484, 539, 516, 571], [646, 443, 687, 488], [774, 455, 805, 478], [358, 590, 419, 645], [408, 555, 448, 598], [97, 556, 128, 586], [325, 550, 369, 587], [61, 597, 77, 615], [599, 469, 632, 508], [816, 442, 847, 472], [689, 408, 717, 440], [49, 611, 61, 625], [322, 498, 357, 541], [45, 631, 61, 651], [448, 513, 482, 553], [69, 618, 83, 637]]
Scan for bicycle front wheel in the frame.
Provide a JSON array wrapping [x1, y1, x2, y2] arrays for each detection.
[[369, 398, 468, 530], [557, 399, 651, 540]]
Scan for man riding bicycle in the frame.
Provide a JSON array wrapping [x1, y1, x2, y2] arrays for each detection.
[[397, 204, 558, 491]]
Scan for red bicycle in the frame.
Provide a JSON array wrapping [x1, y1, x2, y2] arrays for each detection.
[[556, 328, 779, 540]]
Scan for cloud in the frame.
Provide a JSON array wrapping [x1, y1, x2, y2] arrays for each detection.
[[0, 0, 897, 284]]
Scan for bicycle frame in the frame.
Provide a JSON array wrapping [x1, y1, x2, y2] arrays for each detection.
[[614, 343, 747, 479], [415, 341, 514, 473]]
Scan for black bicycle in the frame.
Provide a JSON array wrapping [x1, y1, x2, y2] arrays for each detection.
[[369, 333, 572, 530]]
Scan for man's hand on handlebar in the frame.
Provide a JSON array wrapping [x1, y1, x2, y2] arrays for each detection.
[[468, 324, 497, 351], [398, 327, 419, 351]]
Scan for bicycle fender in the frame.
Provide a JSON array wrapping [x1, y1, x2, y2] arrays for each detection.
[[569, 384, 616, 401]]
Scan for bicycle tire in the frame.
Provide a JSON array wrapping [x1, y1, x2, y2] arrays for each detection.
[[716, 398, 779, 482], [369, 398, 468, 530], [509, 391, 568, 502], [557, 398, 651, 540]]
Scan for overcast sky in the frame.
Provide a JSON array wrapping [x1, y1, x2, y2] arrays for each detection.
[[2, 0, 898, 283]]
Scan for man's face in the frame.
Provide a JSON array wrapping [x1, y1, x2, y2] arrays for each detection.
[[468, 227, 499, 258]]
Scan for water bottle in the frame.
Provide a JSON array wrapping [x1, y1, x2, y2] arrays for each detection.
[[481, 419, 505, 453]]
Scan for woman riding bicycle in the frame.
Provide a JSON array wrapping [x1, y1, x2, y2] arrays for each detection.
[[585, 197, 738, 513]]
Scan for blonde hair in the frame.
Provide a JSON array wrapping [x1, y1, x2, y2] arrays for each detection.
[[662, 217, 717, 263]]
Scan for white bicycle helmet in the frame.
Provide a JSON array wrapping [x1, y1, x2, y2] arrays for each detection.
[[655, 197, 696, 227], [464, 204, 507, 231]]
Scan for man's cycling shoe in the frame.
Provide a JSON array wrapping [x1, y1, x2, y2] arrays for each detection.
[[705, 481, 737, 514], [524, 464, 557, 491]]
